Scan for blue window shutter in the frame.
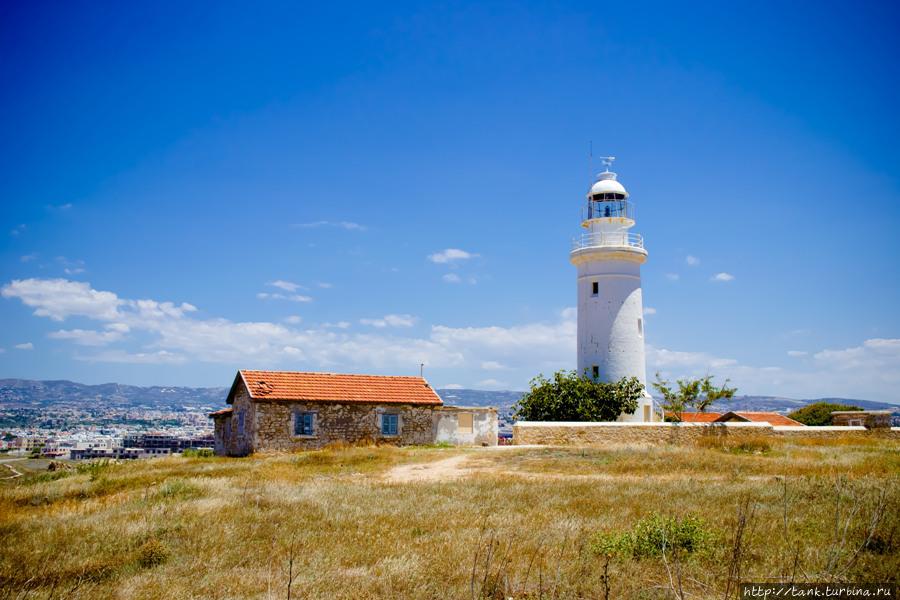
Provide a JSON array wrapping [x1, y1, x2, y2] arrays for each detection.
[[382, 414, 398, 435], [296, 412, 315, 435]]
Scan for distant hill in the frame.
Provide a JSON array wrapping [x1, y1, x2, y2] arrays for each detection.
[[705, 395, 898, 414], [0, 378, 228, 411], [0, 379, 896, 415]]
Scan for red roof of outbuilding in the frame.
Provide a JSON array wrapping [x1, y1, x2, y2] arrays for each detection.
[[228, 370, 443, 406], [666, 411, 722, 423], [208, 407, 233, 418], [715, 411, 804, 426]]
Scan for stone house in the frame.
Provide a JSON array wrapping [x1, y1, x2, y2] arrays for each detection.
[[210, 370, 497, 456], [831, 410, 893, 429]]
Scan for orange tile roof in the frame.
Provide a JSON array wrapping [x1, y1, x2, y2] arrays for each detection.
[[231, 370, 443, 406], [716, 411, 804, 426], [209, 407, 233, 418], [666, 411, 722, 423]]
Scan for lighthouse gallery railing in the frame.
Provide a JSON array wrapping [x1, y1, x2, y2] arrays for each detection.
[[572, 232, 644, 251]]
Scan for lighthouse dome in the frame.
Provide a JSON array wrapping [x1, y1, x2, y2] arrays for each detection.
[[589, 171, 628, 199]]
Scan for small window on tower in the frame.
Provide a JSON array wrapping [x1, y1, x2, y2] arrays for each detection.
[[591, 281, 599, 296], [638, 318, 643, 336], [592, 365, 599, 379]]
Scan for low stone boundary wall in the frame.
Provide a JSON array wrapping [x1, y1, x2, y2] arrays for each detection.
[[513, 421, 900, 446]]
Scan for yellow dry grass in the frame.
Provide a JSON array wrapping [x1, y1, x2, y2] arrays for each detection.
[[0, 439, 897, 599]]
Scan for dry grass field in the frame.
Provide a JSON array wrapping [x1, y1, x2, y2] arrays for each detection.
[[1, 436, 897, 599]]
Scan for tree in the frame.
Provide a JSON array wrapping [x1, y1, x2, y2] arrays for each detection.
[[513, 370, 643, 422], [651, 373, 737, 422], [787, 402, 862, 426]]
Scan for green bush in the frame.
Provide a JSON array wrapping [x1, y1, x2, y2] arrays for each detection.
[[182, 448, 214, 458], [788, 402, 862, 426], [591, 513, 713, 559], [513, 370, 643, 421]]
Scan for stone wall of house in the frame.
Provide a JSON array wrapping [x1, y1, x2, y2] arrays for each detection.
[[253, 400, 436, 451], [513, 421, 900, 446], [213, 416, 230, 455], [218, 387, 256, 456]]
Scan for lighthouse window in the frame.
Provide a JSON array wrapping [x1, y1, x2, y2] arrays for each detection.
[[591, 365, 599, 379], [638, 318, 643, 336], [591, 281, 599, 296]]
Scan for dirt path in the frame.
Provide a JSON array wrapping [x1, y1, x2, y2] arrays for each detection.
[[384, 448, 774, 484], [385, 454, 473, 483], [0, 461, 23, 480]]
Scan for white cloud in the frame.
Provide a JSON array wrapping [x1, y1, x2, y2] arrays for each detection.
[[293, 221, 366, 231], [56, 256, 86, 275], [481, 361, 507, 370], [48, 326, 128, 346], [665, 273, 680, 281], [20, 253, 38, 263], [269, 280, 302, 292], [441, 383, 464, 390], [10, 224, 26, 237], [14, 342, 34, 350], [1, 278, 123, 321], [47, 203, 73, 211], [686, 255, 700, 266], [316, 282, 333, 289], [648, 338, 900, 402], [442, 273, 462, 284], [787, 350, 808, 357], [643, 307, 657, 316], [711, 272, 735, 282], [284, 315, 303, 324], [360, 314, 418, 328], [322, 321, 351, 329], [256, 292, 313, 303], [75, 349, 186, 364], [477, 378, 508, 389], [428, 248, 478, 264]]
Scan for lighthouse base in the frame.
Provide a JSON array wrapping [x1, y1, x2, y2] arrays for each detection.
[[618, 394, 656, 423]]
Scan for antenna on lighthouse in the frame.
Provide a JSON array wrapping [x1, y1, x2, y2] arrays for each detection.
[[588, 141, 593, 181], [600, 156, 616, 172]]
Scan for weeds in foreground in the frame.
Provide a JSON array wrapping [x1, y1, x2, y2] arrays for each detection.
[[1, 442, 897, 599], [696, 433, 772, 454]]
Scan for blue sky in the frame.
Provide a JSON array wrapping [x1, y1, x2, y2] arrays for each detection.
[[1, 1, 899, 400]]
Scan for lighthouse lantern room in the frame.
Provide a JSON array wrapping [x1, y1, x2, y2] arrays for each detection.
[[570, 157, 653, 422]]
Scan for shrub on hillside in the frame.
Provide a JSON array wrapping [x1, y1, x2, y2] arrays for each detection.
[[136, 538, 169, 568], [788, 402, 862, 426], [513, 371, 643, 421]]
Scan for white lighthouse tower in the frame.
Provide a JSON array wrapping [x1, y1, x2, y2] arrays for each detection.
[[570, 157, 653, 422]]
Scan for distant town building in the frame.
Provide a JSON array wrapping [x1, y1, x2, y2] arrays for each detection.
[[70, 447, 173, 460], [123, 433, 214, 451], [209, 370, 498, 456], [571, 158, 653, 422]]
